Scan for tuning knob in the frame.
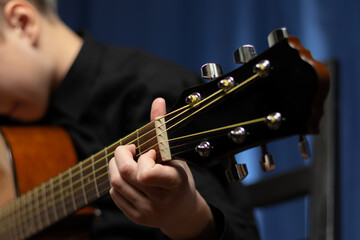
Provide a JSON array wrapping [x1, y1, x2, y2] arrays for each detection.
[[225, 156, 248, 182], [260, 144, 275, 172], [201, 63, 223, 81], [265, 112, 282, 130], [228, 127, 246, 144], [298, 135, 311, 159], [233, 45, 257, 64], [268, 27, 289, 47], [185, 92, 202, 106], [195, 141, 211, 157]]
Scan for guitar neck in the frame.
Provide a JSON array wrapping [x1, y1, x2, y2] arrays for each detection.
[[0, 30, 330, 240], [0, 120, 163, 239]]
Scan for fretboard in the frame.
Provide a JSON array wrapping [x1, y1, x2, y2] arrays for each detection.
[[0, 120, 162, 240]]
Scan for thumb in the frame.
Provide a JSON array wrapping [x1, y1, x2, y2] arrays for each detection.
[[150, 98, 166, 121]]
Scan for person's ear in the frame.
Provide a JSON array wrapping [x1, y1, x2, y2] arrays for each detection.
[[3, 0, 40, 46]]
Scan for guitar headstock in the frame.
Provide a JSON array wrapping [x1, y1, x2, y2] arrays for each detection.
[[163, 28, 330, 180]]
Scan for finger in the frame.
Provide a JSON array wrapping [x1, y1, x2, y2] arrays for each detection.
[[113, 144, 137, 181], [109, 155, 149, 205], [137, 151, 184, 189], [150, 97, 166, 121], [111, 145, 145, 195], [108, 157, 121, 184], [109, 186, 142, 222], [136, 149, 157, 183]]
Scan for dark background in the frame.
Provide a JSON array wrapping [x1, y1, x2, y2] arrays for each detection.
[[57, 1, 358, 239]]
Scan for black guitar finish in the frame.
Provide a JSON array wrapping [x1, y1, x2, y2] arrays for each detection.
[[165, 36, 330, 166]]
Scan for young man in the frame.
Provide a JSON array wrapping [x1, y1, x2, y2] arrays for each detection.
[[0, 0, 259, 239]]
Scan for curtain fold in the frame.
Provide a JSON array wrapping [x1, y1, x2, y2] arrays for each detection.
[[58, 1, 360, 239]]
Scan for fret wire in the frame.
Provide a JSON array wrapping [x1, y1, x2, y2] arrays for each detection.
[[1, 116, 260, 237], [10, 202, 17, 240], [18, 194, 26, 238], [66, 168, 79, 213], [91, 155, 100, 198], [66, 167, 76, 212], [30, 190, 37, 235], [58, 173, 67, 217], [79, 161, 88, 204], [71, 165, 86, 207], [2, 122, 159, 233], [19, 193, 28, 238], [3, 145, 133, 235], [41, 183, 51, 227], [4, 137, 151, 237], [105, 146, 111, 187], [28, 191, 35, 235], [25, 191, 35, 236], [4, 202, 11, 239], [0, 72, 261, 238], [53, 175, 64, 221], [12, 129, 141, 213], [34, 187, 43, 231], [15, 198, 24, 239], [19, 195, 27, 238], [2, 128, 169, 233], [2, 162, 111, 235], [6, 202, 11, 239], [0, 132, 141, 231], [82, 159, 99, 202], [50, 178, 59, 222], [13, 199, 19, 239]]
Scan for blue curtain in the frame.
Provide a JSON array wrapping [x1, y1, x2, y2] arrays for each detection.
[[58, 1, 360, 239]]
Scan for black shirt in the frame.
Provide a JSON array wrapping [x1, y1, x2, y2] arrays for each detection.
[[1, 34, 259, 239]]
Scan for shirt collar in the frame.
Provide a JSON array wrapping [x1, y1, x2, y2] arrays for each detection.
[[49, 34, 102, 120]]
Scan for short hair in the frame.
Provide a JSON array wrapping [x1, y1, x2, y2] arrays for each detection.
[[0, 0, 56, 16]]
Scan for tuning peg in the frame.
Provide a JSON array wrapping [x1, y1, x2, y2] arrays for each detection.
[[201, 63, 223, 81], [225, 156, 248, 182], [254, 59, 271, 78], [195, 141, 211, 157], [228, 127, 246, 144], [267, 27, 289, 47], [185, 92, 202, 106], [218, 76, 235, 92], [260, 144, 275, 172], [233, 45, 257, 64], [298, 135, 311, 159], [265, 112, 282, 130]]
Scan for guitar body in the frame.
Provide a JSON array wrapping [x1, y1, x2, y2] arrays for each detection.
[[0, 126, 93, 239]]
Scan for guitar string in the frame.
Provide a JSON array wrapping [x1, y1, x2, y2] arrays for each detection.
[[0, 92, 213, 237], [0, 98, 200, 237], [0, 115, 266, 238], [0, 73, 227, 229], [7, 70, 260, 217], [0, 72, 262, 237], [0, 116, 181, 237], [0, 89, 202, 230], [144, 72, 261, 156], [0, 72, 261, 236]]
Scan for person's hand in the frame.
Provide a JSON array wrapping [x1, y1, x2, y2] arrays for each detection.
[[109, 98, 216, 239]]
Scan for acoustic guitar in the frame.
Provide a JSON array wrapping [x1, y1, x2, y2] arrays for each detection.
[[0, 29, 330, 239]]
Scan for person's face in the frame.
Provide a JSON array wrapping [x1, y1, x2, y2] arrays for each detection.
[[0, 25, 53, 122]]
